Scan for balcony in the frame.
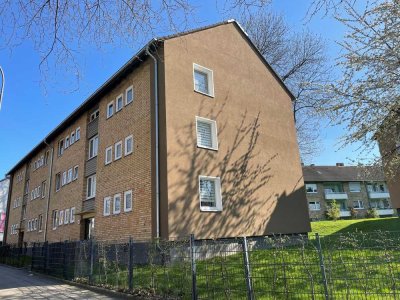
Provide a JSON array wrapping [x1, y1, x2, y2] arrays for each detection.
[[324, 191, 348, 200], [339, 210, 351, 217], [368, 191, 390, 199], [376, 209, 394, 215]]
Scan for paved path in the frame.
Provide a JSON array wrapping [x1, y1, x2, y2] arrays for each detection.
[[0, 264, 125, 299]]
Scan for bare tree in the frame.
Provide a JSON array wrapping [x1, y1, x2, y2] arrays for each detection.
[[241, 11, 332, 162], [0, 0, 272, 90], [319, 0, 400, 176]]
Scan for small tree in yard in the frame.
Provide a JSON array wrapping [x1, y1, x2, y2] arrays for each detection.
[[326, 200, 340, 220], [366, 208, 379, 219]]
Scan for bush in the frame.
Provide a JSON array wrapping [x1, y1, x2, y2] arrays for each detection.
[[350, 207, 358, 219], [365, 208, 379, 218], [326, 200, 341, 221]]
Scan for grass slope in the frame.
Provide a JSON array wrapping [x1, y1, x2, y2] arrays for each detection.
[[310, 217, 400, 236]]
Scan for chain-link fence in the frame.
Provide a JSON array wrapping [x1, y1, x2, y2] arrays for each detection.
[[1, 232, 400, 299]]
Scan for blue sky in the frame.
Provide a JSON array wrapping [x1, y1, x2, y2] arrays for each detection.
[[0, 0, 378, 177]]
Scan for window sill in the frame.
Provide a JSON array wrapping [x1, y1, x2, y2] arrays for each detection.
[[86, 196, 95, 200], [125, 100, 133, 106], [114, 156, 122, 161], [105, 161, 112, 166], [124, 151, 133, 157], [197, 145, 218, 151], [87, 155, 97, 161], [200, 207, 222, 212], [106, 114, 113, 119], [194, 89, 214, 98]]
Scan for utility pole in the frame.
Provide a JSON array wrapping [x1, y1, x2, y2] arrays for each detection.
[[0, 66, 4, 111]]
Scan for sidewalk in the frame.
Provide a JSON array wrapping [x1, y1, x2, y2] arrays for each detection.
[[0, 264, 128, 299]]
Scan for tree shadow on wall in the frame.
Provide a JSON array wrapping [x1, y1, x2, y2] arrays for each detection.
[[166, 99, 310, 239]]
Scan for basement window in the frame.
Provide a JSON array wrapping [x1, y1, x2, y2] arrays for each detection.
[[199, 176, 222, 212]]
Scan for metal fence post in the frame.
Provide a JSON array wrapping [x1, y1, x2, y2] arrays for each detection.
[[316, 233, 329, 300], [128, 237, 134, 291], [44, 241, 49, 273], [242, 236, 254, 300], [63, 241, 67, 279], [190, 234, 197, 300], [89, 239, 95, 284]]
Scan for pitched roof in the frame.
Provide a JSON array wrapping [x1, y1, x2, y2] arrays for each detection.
[[6, 20, 294, 175], [302, 165, 386, 182]]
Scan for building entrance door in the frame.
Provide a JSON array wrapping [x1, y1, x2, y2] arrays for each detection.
[[84, 218, 94, 240]]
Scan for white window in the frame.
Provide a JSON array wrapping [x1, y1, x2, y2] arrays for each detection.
[[64, 209, 70, 224], [349, 182, 361, 192], [193, 63, 214, 97], [107, 101, 114, 118], [353, 200, 364, 209], [308, 201, 321, 211], [27, 220, 31, 232], [306, 183, 318, 193], [125, 135, 133, 156], [196, 117, 218, 150], [62, 171, 67, 186], [38, 215, 43, 232], [41, 181, 46, 198], [31, 190, 34, 200], [88, 135, 99, 159], [124, 190, 133, 212], [76, 127, 81, 141], [55, 173, 61, 192], [73, 165, 79, 180], [70, 207, 75, 223], [87, 175, 96, 199], [90, 109, 99, 122], [116, 94, 123, 112], [58, 139, 64, 156], [199, 176, 222, 211], [67, 168, 73, 183], [70, 131, 75, 144], [115, 141, 122, 160], [113, 194, 121, 214], [105, 146, 113, 165], [65, 135, 70, 149], [52, 210, 58, 229], [104, 197, 111, 216], [34, 218, 38, 230], [59, 210, 64, 225], [126, 86, 134, 105]]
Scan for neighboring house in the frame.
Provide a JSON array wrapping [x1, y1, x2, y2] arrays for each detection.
[[376, 119, 400, 215], [303, 164, 395, 220], [0, 177, 10, 244], [5, 20, 310, 245]]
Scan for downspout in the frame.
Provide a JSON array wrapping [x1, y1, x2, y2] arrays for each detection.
[[3, 175, 12, 244], [43, 139, 54, 242], [145, 40, 160, 238]]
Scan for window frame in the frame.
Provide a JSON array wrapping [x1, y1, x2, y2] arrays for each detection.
[[124, 135, 133, 156], [70, 131, 76, 144], [113, 193, 121, 214], [195, 116, 218, 150], [62, 171, 67, 186], [125, 86, 134, 105], [105, 146, 113, 165], [116, 94, 123, 112], [88, 135, 99, 160], [86, 175, 96, 199], [90, 109, 99, 122], [59, 210, 64, 226], [306, 183, 318, 193], [65, 135, 70, 149], [64, 209, 70, 225], [38, 214, 43, 232], [70, 207, 75, 223], [52, 210, 58, 230], [104, 197, 111, 216], [114, 141, 123, 160], [349, 182, 361, 193], [107, 101, 114, 118], [353, 200, 364, 210], [67, 168, 73, 183], [41, 181, 46, 198], [198, 175, 223, 212], [58, 139, 64, 156], [124, 190, 133, 212], [308, 201, 321, 211], [76, 127, 81, 141], [55, 173, 61, 192], [73, 165, 79, 181], [193, 63, 215, 97]]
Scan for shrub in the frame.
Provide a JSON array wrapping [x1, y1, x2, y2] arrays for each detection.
[[350, 207, 358, 219], [326, 200, 341, 221], [365, 208, 379, 218]]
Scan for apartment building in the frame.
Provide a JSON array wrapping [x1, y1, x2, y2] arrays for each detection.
[[0, 178, 9, 244], [303, 164, 395, 220], [376, 117, 400, 214], [5, 20, 311, 245]]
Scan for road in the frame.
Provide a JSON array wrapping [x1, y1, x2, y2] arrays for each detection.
[[0, 264, 126, 299]]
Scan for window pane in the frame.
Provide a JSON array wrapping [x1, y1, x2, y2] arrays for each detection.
[[126, 88, 133, 104], [199, 179, 216, 207], [197, 121, 213, 148], [194, 70, 209, 94]]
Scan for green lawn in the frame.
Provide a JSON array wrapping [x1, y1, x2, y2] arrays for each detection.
[[310, 217, 400, 236]]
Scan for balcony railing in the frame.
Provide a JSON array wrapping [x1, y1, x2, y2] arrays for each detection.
[[339, 210, 351, 217], [324, 191, 348, 200], [368, 191, 390, 199], [377, 209, 394, 215]]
